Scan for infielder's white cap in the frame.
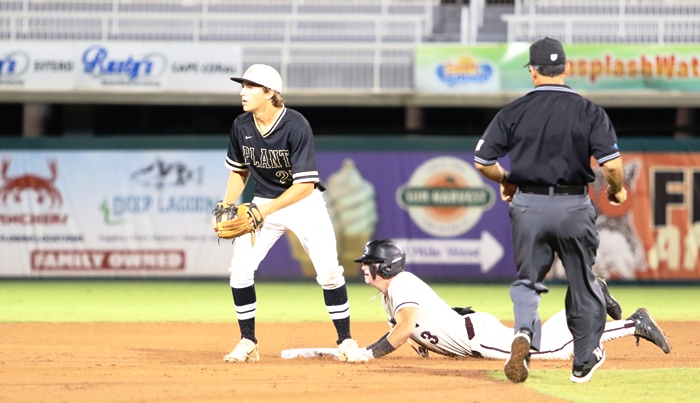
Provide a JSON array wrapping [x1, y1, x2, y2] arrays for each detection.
[[230, 64, 283, 93]]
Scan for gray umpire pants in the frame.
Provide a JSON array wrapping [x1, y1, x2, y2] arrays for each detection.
[[508, 190, 606, 368]]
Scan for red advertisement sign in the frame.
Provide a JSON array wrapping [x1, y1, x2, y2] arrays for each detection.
[[31, 250, 185, 271]]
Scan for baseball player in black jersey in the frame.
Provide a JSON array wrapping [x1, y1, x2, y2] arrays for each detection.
[[217, 64, 366, 363], [474, 38, 627, 383]]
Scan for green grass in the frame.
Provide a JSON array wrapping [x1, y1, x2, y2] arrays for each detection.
[[0, 280, 372, 322], [0, 280, 697, 322], [489, 368, 700, 403]]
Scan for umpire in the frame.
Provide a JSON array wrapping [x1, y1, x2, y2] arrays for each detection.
[[474, 37, 627, 384]]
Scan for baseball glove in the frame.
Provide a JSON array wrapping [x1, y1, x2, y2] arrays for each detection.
[[211, 201, 265, 245]]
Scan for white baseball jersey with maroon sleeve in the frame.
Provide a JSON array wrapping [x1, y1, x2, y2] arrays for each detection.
[[382, 272, 479, 357], [382, 272, 635, 360]]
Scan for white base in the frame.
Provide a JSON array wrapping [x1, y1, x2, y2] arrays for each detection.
[[280, 348, 340, 359]]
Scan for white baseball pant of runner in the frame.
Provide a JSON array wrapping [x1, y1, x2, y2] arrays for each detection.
[[470, 310, 636, 360], [227, 189, 346, 290]]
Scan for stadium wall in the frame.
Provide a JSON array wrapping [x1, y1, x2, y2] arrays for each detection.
[[0, 135, 699, 282]]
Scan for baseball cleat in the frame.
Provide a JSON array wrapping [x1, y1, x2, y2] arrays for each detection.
[[504, 330, 531, 383], [597, 277, 622, 320], [337, 339, 369, 363], [224, 338, 260, 363], [627, 308, 671, 354], [571, 344, 605, 383]]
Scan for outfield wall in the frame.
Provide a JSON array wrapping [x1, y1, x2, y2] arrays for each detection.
[[0, 135, 699, 282]]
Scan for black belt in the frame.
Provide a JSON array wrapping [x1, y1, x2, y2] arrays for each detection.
[[518, 185, 587, 196]]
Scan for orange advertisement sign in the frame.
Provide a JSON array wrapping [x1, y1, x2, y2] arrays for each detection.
[[592, 153, 700, 280]]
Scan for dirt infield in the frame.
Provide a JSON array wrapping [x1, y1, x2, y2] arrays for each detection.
[[1, 321, 695, 403]]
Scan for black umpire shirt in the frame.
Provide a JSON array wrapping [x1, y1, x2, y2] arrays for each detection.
[[474, 84, 620, 186]]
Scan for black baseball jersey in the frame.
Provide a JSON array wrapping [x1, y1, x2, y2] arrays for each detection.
[[225, 107, 321, 198], [474, 85, 620, 186]]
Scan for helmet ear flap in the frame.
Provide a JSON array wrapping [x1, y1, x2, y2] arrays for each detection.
[[376, 253, 405, 279], [376, 262, 392, 279]]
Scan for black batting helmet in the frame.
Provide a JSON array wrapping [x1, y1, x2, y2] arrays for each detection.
[[353, 239, 406, 280]]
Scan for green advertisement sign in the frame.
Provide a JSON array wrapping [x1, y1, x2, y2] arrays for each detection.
[[415, 43, 700, 92]]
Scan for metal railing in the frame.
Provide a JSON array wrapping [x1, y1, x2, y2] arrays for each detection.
[[502, 14, 700, 44], [1, 0, 438, 11], [0, 11, 424, 91], [1, 12, 430, 42], [514, 0, 700, 15], [505, 0, 700, 43], [460, 0, 484, 44]]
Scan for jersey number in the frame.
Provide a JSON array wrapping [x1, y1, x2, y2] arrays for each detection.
[[420, 331, 439, 345], [275, 170, 293, 184]]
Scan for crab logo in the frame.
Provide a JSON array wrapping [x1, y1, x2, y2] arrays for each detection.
[[0, 159, 63, 208]]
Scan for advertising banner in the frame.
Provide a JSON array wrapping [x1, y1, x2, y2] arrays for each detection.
[[0, 42, 243, 93], [309, 152, 514, 281], [584, 152, 700, 281], [3, 145, 700, 281], [414, 44, 509, 93], [416, 43, 700, 93], [0, 150, 232, 277], [0, 43, 75, 90], [0, 149, 515, 280]]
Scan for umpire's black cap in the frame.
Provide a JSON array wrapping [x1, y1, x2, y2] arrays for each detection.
[[523, 37, 566, 67]]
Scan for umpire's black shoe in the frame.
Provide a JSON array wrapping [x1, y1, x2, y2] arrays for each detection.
[[598, 277, 622, 320], [571, 344, 605, 383], [504, 329, 531, 383], [627, 308, 671, 354]]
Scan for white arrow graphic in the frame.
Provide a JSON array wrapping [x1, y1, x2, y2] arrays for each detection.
[[478, 230, 505, 273], [394, 231, 505, 273]]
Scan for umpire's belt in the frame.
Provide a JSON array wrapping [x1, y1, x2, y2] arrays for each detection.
[[518, 185, 587, 196]]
